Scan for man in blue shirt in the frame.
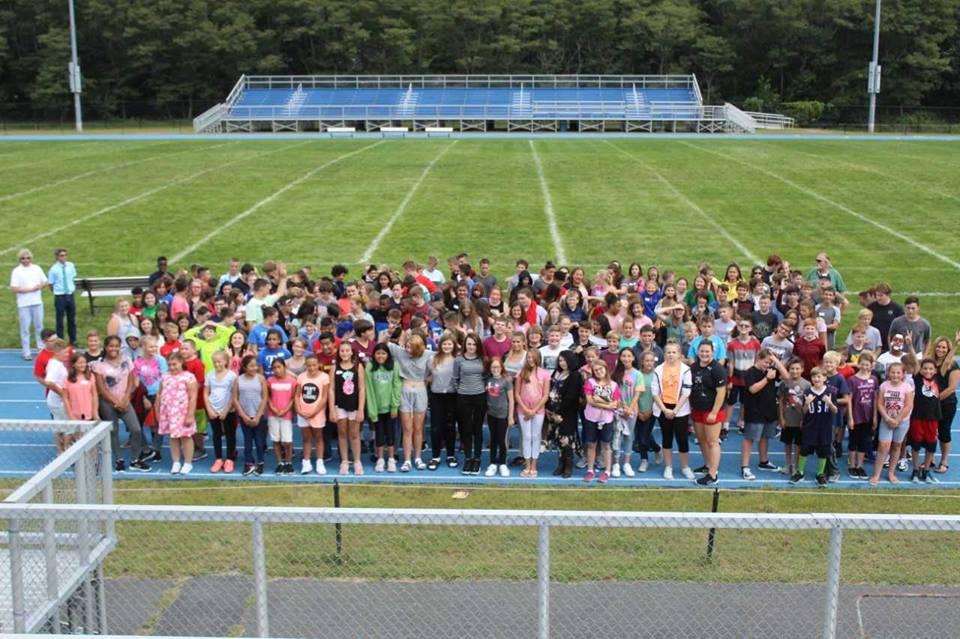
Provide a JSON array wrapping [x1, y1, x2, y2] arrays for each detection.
[[47, 248, 77, 345]]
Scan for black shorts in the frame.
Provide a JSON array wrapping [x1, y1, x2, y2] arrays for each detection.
[[802, 423, 833, 450], [780, 427, 801, 445], [726, 384, 745, 406]]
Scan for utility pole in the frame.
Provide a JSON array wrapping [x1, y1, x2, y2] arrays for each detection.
[[67, 0, 83, 131], [867, 0, 882, 133]]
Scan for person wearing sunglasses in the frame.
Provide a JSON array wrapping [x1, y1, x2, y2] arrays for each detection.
[[10, 249, 48, 360]]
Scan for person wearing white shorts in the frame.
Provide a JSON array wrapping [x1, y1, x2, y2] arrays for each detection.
[[268, 417, 293, 445]]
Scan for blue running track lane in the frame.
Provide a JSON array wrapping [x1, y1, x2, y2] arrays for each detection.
[[2, 351, 960, 488]]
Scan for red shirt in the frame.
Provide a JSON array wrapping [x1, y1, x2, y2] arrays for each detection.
[[35, 347, 73, 394], [415, 273, 437, 294], [183, 357, 206, 409], [793, 337, 826, 379], [160, 340, 181, 359]]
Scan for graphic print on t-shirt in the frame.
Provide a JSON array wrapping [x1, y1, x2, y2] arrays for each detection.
[[301, 382, 320, 403]]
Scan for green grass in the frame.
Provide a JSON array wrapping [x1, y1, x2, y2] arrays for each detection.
[[1, 137, 959, 347]]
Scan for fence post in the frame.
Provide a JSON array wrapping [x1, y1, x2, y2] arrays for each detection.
[[821, 525, 843, 639], [537, 522, 550, 639], [9, 514, 26, 633], [252, 518, 269, 637], [43, 483, 59, 629], [706, 487, 720, 560], [333, 480, 342, 564]]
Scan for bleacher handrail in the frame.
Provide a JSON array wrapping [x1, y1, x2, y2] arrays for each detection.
[[744, 111, 796, 128], [691, 72, 704, 105], [224, 74, 247, 107], [239, 74, 699, 90], [723, 102, 758, 133]]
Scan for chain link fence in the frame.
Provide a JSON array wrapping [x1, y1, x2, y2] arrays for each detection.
[[3, 501, 960, 638]]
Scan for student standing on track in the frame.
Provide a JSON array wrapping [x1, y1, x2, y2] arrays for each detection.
[[846, 352, 878, 480], [385, 333, 432, 472], [93, 335, 149, 473], [870, 362, 913, 486], [928, 335, 960, 474], [365, 343, 400, 473], [515, 349, 550, 478], [426, 333, 459, 470], [156, 352, 198, 476], [652, 342, 693, 481], [454, 333, 488, 476], [740, 349, 787, 479], [689, 341, 727, 486], [791, 367, 837, 488], [484, 357, 514, 477], [296, 353, 330, 475], [233, 355, 268, 476]]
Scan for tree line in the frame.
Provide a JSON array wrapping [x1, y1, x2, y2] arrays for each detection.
[[2, 0, 958, 123]]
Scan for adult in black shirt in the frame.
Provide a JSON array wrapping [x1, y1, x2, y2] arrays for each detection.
[[148, 256, 169, 287], [867, 284, 904, 351], [547, 351, 583, 478], [689, 340, 727, 485], [931, 336, 960, 473], [740, 350, 789, 478]]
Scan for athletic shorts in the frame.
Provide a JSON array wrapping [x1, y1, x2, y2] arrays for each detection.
[[878, 419, 909, 444], [334, 407, 359, 422], [801, 423, 833, 450], [909, 418, 938, 448], [726, 384, 745, 406], [691, 408, 726, 426], [297, 415, 326, 429], [780, 427, 801, 445], [400, 385, 428, 413], [268, 417, 293, 443], [582, 419, 614, 444], [194, 410, 208, 435], [743, 421, 778, 441]]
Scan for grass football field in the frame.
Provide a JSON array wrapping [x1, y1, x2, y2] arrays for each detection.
[[1, 136, 959, 348]]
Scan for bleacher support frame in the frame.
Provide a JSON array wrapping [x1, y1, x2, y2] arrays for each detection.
[[193, 74, 794, 134]]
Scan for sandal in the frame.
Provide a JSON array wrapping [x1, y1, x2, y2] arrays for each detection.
[[427, 458, 440, 471], [934, 463, 950, 474]]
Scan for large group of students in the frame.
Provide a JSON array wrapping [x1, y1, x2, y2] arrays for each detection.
[[15, 248, 960, 486]]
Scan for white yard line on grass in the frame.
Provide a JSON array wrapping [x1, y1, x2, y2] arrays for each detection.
[[359, 141, 457, 264], [0, 140, 176, 174], [172, 141, 384, 263], [682, 141, 960, 271], [0, 141, 307, 257], [0, 141, 238, 204], [529, 141, 568, 264], [605, 141, 760, 265]]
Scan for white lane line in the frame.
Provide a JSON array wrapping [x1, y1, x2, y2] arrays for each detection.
[[0, 141, 309, 257], [172, 141, 384, 263], [359, 142, 457, 264], [605, 141, 761, 265], [529, 141, 568, 264], [0, 141, 237, 203], [904, 291, 960, 297], [0, 140, 174, 174], [682, 141, 960, 271]]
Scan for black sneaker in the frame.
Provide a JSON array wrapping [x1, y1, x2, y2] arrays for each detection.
[[275, 463, 285, 475], [815, 474, 828, 488], [758, 460, 780, 471], [911, 469, 921, 483], [693, 465, 709, 474], [447, 456, 459, 468], [849, 467, 861, 480], [696, 474, 718, 486], [193, 449, 209, 462], [510, 455, 525, 467], [461, 460, 472, 475], [243, 464, 256, 476], [115, 460, 126, 473], [254, 463, 264, 476], [427, 458, 440, 471], [129, 459, 152, 473], [468, 459, 480, 475], [789, 472, 804, 484]]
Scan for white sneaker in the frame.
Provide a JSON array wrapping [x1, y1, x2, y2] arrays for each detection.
[[575, 458, 587, 469], [741, 467, 756, 480], [611, 463, 621, 478], [681, 467, 695, 480], [897, 459, 909, 472], [301, 459, 312, 475], [180, 463, 193, 475], [400, 461, 412, 472], [316, 460, 327, 475], [623, 462, 635, 477], [499, 464, 510, 477], [663, 466, 674, 480], [387, 458, 397, 473], [655, 450, 663, 465], [485, 464, 498, 477], [374, 458, 385, 472], [414, 458, 427, 471], [170, 461, 182, 475]]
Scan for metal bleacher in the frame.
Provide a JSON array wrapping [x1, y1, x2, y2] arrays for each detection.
[[193, 75, 793, 134]]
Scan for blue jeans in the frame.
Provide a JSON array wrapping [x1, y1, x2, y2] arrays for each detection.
[[243, 417, 267, 466]]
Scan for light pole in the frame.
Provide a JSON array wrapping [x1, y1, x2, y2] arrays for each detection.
[[867, 0, 881, 133], [67, 0, 83, 131]]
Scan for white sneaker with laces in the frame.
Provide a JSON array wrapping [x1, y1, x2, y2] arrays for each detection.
[[170, 461, 182, 475], [180, 463, 193, 475], [374, 458, 385, 472], [316, 460, 327, 475], [623, 462, 635, 477], [414, 458, 427, 471], [741, 467, 756, 480], [663, 466, 674, 480], [611, 464, 621, 478], [655, 450, 664, 465], [681, 466, 695, 480], [499, 464, 510, 477], [897, 459, 909, 472], [301, 459, 312, 475], [638, 459, 649, 473], [485, 464, 498, 477], [387, 458, 397, 473], [400, 460, 412, 472]]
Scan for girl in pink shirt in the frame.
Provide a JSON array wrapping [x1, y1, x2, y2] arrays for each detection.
[[514, 350, 550, 478]]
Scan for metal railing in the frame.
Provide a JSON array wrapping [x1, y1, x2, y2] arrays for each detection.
[[240, 74, 700, 90], [3, 500, 958, 638], [191, 103, 226, 132], [744, 110, 797, 128], [722, 102, 758, 133]]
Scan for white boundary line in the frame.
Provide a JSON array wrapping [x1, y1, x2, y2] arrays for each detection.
[[359, 141, 457, 264], [605, 141, 761, 265], [681, 141, 960, 271], [529, 140, 568, 264], [0, 140, 173, 174], [0, 141, 237, 204], [172, 141, 384, 263], [0, 141, 308, 257]]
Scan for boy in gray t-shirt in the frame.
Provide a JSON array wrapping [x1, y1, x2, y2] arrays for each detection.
[[778, 359, 811, 476]]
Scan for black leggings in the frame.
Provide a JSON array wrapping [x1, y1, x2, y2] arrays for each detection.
[[457, 393, 487, 459], [659, 413, 689, 454], [210, 413, 237, 460], [848, 423, 872, 453], [939, 400, 956, 444], [429, 392, 458, 458], [487, 416, 508, 465], [373, 412, 396, 448], [636, 415, 661, 460]]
